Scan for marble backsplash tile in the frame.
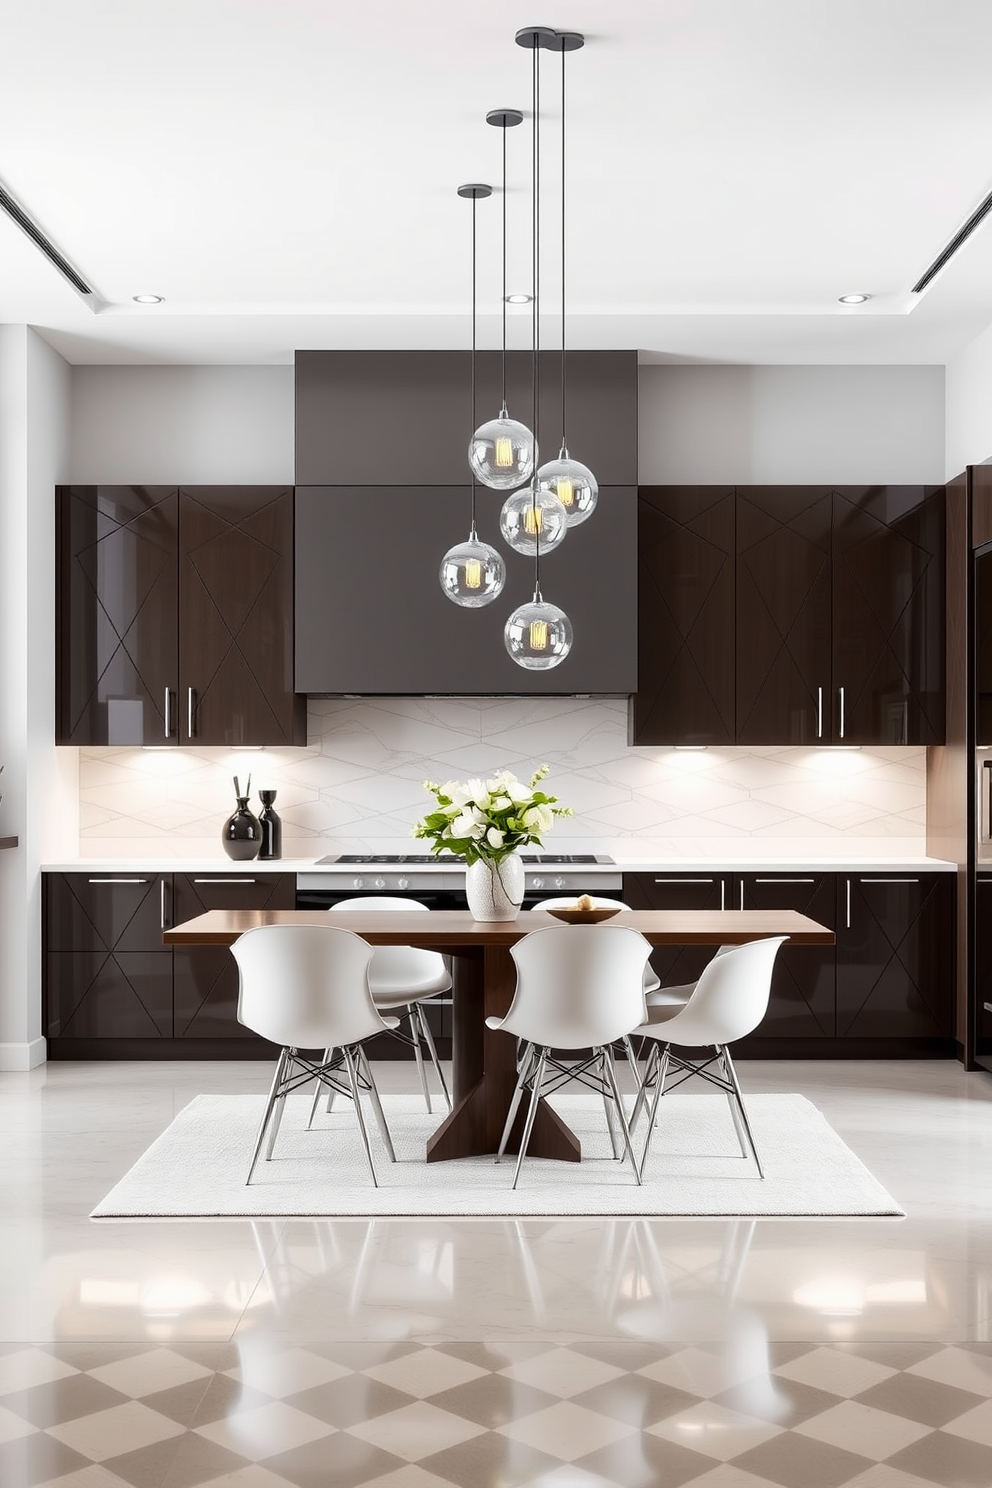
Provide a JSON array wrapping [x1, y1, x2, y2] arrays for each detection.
[[76, 698, 927, 860]]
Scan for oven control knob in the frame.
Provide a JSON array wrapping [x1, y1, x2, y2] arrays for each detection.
[[352, 877, 365, 889], [532, 876, 544, 889], [555, 876, 566, 889], [374, 877, 386, 889], [397, 877, 410, 890]]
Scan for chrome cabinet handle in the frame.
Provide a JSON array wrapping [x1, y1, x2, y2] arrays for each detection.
[[193, 878, 256, 885], [164, 688, 172, 739], [187, 687, 195, 738], [160, 880, 168, 930], [846, 878, 851, 929], [653, 878, 714, 883], [720, 880, 726, 910], [817, 685, 823, 740], [859, 878, 919, 884], [754, 878, 814, 883], [88, 877, 147, 884], [739, 881, 745, 910], [838, 685, 845, 739]]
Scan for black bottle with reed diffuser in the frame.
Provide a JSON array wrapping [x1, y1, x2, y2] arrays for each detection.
[[221, 775, 261, 861]]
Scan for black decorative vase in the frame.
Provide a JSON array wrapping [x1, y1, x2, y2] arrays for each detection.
[[258, 790, 282, 861], [222, 797, 261, 861]]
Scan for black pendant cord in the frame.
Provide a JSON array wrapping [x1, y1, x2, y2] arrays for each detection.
[[501, 123, 507, 412], [471, 191, 478, 536], [532, 40, 542, 595], [560, 43, 567, 454]]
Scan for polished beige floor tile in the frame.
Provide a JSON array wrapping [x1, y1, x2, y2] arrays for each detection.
[[793, 1399, 931, 1459], [345, 1399, 487, 1460], [940, 1396, 992, 1447], [193, 1400, 336, 1457], [359, 1347, 488, 1399], [773, 1348, 897, 1399], [495, 1399, 635, 1460], [497, 1347, 626, 1397], [47, 1400, 186, 1461], [646, 1398, 783, 1459]]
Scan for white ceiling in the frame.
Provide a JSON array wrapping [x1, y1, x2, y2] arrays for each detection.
[[4, 0, 992, 365]]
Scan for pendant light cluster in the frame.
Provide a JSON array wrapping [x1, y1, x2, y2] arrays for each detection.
[[439, 24, 594, 672]]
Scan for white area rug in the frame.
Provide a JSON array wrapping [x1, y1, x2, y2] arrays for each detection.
[[91, 1093, 903, 1219]]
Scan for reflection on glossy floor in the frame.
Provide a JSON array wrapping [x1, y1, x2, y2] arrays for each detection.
[[2, 1058, 992, 1486]]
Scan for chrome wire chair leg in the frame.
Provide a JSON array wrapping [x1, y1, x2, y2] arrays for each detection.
[[638, 1044, 670, 1181], [630, 1042, 660, 1130], [719, 1045, 749, 1158], [604, 1048, 642, 1185], [406, 1004, 432, 1114], [512, 1048, 548, 1191], [497, 1043, 535, 1163], [343, 1045, 378, 1186], [415, 1001, 452, 1111], [307, 1047, 333, 1129], [247, 1046, 289, 1185], [722, 1045, 764, 1178], [602, 1052, 621, 1159], [357, 1045, 396, 1162], [266, 1049, 296, 1159], [622, 1035, 640, 1089]]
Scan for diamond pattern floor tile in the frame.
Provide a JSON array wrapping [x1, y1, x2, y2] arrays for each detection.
[[6, 1340, 992, 1488]]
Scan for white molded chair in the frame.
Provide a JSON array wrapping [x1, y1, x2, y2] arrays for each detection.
[[529, 896, 677, 1003], [320, 897, 452, 1115], [231, 923, 399, 1187], [486, 924, 652, 1189], [631, 936, 788, 1181]]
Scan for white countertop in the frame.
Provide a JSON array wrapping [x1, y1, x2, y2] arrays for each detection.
[[42, 853, 958, 873]]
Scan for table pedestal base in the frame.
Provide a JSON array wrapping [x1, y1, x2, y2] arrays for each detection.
[[425, 943, 581, 1163]]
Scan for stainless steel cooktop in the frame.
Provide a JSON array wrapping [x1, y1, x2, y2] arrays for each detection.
[[316, 853, 615, 866]]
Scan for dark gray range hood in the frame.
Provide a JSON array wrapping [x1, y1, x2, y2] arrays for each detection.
[[294, 351, 638, 696]]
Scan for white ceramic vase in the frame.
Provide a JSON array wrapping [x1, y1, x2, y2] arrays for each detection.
[[465, 853, 525, 921]]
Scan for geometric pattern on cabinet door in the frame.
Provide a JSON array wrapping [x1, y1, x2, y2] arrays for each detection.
[[172, 875, 296, 1039], [739, 875, 836, 1036], [831, 488, 943, 745], [836, 877, 951, 1039], [59, 487, 178, 745], [43, 876, 173, 1038], [632, 487, 735, 744], [735, 487, 832, 745], [45, 952, 173, 1038], [179, 488, 298, 746]]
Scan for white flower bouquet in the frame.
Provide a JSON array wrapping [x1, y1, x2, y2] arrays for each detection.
[[414, 765, 572, 865]]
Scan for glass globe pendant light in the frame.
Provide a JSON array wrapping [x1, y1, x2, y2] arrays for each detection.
[[439, 523, 504, 607], [441, 183, 506, 609], [504, 30, 572, 672], [469, 107, 536, 491], [534, 28, 597, 527], [500, 482, 567, 555], [504, 587, 573, 670]]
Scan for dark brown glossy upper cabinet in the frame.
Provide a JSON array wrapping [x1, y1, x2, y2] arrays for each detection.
[[57, 486, 179, 746], [295, 350, 638, 488], [831, 486, 945, 745], [735, 487, 833, 745], [629, 487, 736, 745], [631, 484, 945, 746], [179, 487, 304, 745], [57, 486, 305, 746]]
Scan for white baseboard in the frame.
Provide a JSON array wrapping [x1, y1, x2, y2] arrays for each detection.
[[0, 1039, 47, 1071]]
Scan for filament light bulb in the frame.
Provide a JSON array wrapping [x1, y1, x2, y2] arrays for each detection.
[[505, 593, 573, 670], [469, 405, 536, 491], [439, 531, 505, 608], [523, 505, 542, 537], [536, 449, 598, 527], [494, 437, 514, 469], [499, 487, 567, 556], [464, 559, 482, 589], [529, 619, 549, 649]]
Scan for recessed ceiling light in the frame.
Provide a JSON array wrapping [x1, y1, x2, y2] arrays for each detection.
[[838, 293, 871, 305], [132, 293, 164, 304], [504, 292, 533, 304]]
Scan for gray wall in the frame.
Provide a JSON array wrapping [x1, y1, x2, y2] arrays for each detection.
[[638, 364, 946, 484], [70, 365, 295, 483]]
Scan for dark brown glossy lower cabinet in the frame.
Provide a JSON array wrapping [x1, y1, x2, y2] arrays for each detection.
[[623, 870, 956, 1056], [44, 871, 294, 1059]]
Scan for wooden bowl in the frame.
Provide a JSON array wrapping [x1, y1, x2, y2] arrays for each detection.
[[544, 905, 623, 924]]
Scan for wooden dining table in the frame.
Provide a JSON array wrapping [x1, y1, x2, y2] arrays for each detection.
[[164, 907, 834, 1163]]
